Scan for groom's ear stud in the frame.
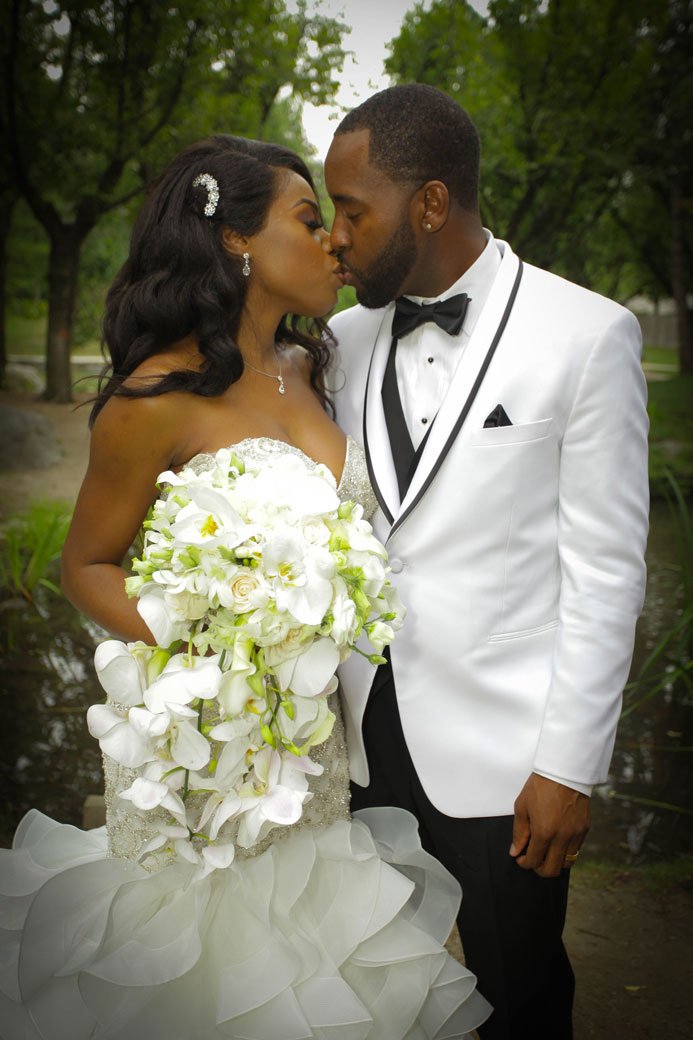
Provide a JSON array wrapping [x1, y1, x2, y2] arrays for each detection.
[[418, 181, 448, 234]]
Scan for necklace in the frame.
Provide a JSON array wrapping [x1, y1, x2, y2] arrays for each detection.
[[243, 352, 286, 395]]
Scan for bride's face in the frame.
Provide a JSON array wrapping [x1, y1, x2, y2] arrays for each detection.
[[244, 170, 343, 319]]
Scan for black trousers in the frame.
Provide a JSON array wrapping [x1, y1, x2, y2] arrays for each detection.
[[350, 656, 574, 1040]]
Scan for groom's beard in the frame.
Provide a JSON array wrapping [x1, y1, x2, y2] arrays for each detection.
[[345, 217, 418, 309]]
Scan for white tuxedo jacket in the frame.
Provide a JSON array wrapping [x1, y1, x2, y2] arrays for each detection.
[[330, 239, 649, 818]]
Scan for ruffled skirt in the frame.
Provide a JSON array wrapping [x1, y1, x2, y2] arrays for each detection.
[[0, 807, 491, 1039]]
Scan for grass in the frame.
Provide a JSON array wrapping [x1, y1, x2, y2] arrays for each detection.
[[642, 345, 678, 367], [0, 500, 73, 603], [575, 854, 693, 893], [6, 314, 100, 357], [647, 374, 693, 495]]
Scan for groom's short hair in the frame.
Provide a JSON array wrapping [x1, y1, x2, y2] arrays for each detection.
[[335, 84, 480, 213]]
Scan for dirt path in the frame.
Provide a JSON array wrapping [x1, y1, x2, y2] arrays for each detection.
[[2, 390, 692, 1039], [446, 864, 692, 1039]]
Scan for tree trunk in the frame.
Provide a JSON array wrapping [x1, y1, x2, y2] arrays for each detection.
[[44, 225, 87, 402], [0, 195, 16, 389], [671, 177, 692, 375]]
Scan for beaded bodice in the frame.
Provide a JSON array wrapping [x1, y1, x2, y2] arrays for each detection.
[[103, 435, 377, 868]]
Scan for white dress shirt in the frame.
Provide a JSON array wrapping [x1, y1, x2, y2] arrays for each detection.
[[395, 231, 501, 448], [394, 231, 592, 798]]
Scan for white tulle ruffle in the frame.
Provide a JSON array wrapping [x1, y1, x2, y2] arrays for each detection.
[[0, 806, 491, 1039]]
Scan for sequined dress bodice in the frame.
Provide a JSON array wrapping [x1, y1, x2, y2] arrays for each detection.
[[103, 436, 377, 866]]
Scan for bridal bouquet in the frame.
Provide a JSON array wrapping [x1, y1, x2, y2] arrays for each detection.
[[87, 447, 403, 875]]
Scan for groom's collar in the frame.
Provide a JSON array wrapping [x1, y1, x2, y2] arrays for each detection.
[[398, 230, 501, 342]]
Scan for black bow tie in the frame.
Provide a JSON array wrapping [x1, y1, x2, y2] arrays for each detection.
[[391, 292, 470, 341]]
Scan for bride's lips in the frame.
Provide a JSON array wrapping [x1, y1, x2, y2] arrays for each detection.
[[334, 264, 353, 286]]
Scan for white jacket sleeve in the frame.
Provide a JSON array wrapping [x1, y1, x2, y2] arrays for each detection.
[[533, 308, 649, 785]]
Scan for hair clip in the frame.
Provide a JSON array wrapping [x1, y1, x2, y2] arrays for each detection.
[[192, 173, 220, 217]]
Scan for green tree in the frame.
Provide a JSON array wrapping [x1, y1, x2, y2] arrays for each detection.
[[386, 0, 692, 370], [3, 0, 346, 401], [610, 1, 693, 372]]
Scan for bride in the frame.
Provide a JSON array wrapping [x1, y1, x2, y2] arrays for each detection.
[[0, 135, 490, 1039]]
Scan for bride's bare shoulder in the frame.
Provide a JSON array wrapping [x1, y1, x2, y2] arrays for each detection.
[[91, 367, 191, 465], [94, 342, 202, 440]]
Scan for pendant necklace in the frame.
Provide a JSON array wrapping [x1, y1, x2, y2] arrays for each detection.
[[243, 352, 286, 395]]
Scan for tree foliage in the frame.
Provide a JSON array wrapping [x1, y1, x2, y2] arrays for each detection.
[[386, 0, 693, 370], [2, 0, 347, 399]]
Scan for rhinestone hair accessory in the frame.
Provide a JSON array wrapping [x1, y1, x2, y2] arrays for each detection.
[[192, 173, 220, 217]]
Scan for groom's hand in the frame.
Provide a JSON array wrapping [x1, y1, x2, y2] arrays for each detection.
[[510, 773, 590, 878]]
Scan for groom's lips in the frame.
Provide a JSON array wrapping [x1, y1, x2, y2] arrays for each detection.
[[334, 264, 351, 286]]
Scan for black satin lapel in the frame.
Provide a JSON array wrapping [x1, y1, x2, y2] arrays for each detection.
[[387, 260, 524, 541], [381, 339, 416, 500], [363, 344, 396, 525]]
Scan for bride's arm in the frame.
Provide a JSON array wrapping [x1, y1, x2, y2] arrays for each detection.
[[61, 394, 180, 642]]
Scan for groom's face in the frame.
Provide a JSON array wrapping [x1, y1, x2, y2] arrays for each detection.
[[325, 129, 419, 309]]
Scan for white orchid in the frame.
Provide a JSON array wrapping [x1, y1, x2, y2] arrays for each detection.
[[93, 640, 170, 704], [236, 748, 323, 848], [143, 654, 222, 714], [168, 485, 247, 549], [277, 693, 335, 750], [119, 777, 188, 826], [263, 534, 335, 626], [86, 703, 159, 768], [273, 636, 340, 698], [137, 584, 189, 647]]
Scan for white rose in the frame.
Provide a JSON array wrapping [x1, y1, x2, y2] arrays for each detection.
[[229, 572, 263, 612], [301, 517, 330, 547], [264, 626, 311, 666]]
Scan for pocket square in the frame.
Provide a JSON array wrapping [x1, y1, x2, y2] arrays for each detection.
[[483, 404, 513, 428]]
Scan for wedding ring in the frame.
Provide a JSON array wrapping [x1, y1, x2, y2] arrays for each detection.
[[564, 851, 580, 866]]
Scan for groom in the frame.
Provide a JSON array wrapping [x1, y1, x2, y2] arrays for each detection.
[[325, 84, 649, 1039]]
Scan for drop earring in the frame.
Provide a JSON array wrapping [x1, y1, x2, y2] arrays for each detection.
[[242, 252, 251, 277]]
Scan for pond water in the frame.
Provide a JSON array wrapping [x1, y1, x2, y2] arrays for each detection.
[[1, 499, 691, 861]]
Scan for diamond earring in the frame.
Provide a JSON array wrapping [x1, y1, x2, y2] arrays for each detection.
[[242, 252, 251, 277]]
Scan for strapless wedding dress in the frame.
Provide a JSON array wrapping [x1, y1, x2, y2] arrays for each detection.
[[0, 437, 491, 1040]]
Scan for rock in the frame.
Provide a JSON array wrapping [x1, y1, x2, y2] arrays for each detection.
[[0, 403, 61, 470], [4, 363, 45, 395]]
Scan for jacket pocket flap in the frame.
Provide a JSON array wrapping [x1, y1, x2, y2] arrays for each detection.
[[472, 418, 553, 446]]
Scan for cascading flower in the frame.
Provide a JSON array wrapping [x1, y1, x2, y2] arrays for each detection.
[[89, 448, 404, 873]]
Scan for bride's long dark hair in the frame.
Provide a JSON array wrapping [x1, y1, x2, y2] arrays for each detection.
[[89, 135, 334, 426]]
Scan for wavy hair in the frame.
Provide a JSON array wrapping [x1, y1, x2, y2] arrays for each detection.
[[89, 135, 334, 425]]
